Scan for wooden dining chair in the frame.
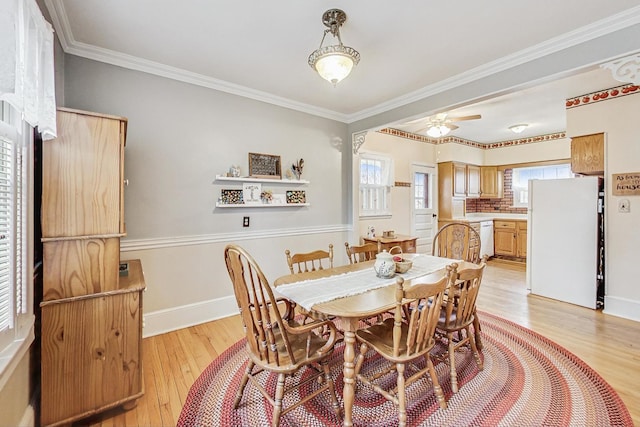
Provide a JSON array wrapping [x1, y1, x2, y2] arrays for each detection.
[[344, 241, 379, 264], [435, 260, 486, 393], [353, 266, 455, 426], [224, 244, 341, 426], [432, 222, 484, 349], [432, 222, 481, 263], [285, 244, 334, 274]]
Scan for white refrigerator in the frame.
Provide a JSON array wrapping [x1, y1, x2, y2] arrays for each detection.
[[526, 176, 603, 309]]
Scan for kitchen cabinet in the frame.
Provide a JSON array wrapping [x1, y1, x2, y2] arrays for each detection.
[[571, 133, 604, 175], [494, 220, 527, 259], [466, 164, 481, 198], [453, 162, 467, 197], [480, 166, 503, 198], [438, 161, 484, 218], [41, 108, 144, 427], [516, 221, 527, 258]]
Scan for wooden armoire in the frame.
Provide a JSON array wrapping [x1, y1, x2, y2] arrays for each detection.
[[40, 108, 145, 426]]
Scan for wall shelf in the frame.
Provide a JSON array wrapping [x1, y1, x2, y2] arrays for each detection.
[[215, 202, 310, 208], [214, 175, 309, 184]]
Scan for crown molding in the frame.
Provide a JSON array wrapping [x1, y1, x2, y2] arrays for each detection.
[[44, 1, 640, 124]]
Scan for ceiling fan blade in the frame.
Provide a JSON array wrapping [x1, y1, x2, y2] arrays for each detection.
[[403, 116, 430, 125], [448, 114, 481, 122], [446, 124, 459, 131]]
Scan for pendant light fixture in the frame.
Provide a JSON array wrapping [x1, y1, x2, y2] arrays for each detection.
[[308, 9, 360, 86]]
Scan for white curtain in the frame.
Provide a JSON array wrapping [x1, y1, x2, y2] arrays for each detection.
[[1, 0, 57, 140]]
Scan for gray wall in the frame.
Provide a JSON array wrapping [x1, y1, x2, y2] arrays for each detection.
[[64, 55, 349, 239]]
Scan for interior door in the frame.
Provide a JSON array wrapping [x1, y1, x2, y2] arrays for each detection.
[[411, 164, 437, 254]]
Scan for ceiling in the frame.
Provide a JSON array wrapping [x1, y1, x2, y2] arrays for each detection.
[[44, 1, 640, 144]]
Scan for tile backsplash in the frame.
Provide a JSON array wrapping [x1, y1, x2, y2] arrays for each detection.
[[466, 169, 527, 215]]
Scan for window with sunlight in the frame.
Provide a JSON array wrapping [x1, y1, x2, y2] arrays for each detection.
[[414, 171, 431, 209], [359, 153, 393, 217], [512, 164, 573, 207]]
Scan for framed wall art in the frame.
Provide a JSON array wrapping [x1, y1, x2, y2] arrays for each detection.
[[220, 189, 243, 205], [248, 152, 281, 179], [286, 190, 306, 204]]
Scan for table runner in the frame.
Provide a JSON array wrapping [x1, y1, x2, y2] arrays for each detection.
[[275, 255, 458, 310]]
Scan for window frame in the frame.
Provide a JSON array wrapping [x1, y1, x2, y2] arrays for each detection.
[[0, 101, 34, 388], [511, 163, 573, 207], [358, 152, 394, 218]]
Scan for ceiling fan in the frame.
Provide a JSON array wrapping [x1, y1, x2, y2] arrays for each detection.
[[404, 112, 481, 137]]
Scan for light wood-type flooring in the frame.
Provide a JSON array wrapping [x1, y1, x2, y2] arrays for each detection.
[[74, 260, 640, 426]]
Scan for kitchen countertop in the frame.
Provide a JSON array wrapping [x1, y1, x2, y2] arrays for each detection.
[[449, 213, 528, 222]]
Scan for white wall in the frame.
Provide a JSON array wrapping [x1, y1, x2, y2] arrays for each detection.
[[434, 141, 484, 164], [63, 55, 351, 334], [483, 138, 571, 165], [567, 92, 640, 321]]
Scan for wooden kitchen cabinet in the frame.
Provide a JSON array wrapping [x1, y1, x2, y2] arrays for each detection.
[[480, 166, 503, 198], [453, 162, 467, 197], [466, 164, 481, 198], [516, 221, 527, 258], [494, 220, 527, 259], [494, 221, 517, 256], [571, 133, 604, 175], [40, 108, 144, 427]]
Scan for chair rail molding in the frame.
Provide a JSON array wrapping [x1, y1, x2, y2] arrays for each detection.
[[120, 224, 350, 252]]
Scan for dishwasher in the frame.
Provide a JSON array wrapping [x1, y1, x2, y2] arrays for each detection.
[[479, 220, 494, 258]]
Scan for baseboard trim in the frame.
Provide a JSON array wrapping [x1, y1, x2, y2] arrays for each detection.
[[603, 295, 640, 322], [142, 296, 239, 338]]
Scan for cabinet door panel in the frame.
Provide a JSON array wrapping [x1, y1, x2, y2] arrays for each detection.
[[466, 165, 481, 198], [40, 292, 143, 426], [43, 238, 120, 301], [571, 133, 604, 175], [494, 229, 516, 256], [480, 166, 503, 198], [453, 163, 467, 197], [42, 110, 125, 237]]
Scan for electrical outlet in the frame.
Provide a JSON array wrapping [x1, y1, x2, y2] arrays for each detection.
[[618, 199, 630, 213], [243, 216, 250, 227]]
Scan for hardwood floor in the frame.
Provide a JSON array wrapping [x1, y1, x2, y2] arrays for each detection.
[[75, 260, 640, 426]]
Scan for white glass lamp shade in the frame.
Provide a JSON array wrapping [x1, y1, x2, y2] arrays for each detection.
[[309, 45, 360, 85], [426, 125, 451, 138], [315, 53, 354, 85]]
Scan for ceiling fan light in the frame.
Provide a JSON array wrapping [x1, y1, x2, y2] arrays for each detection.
[[509, 124, 528, 134], [426, 125, 450, 138]]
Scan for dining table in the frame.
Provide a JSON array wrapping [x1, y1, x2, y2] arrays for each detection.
[[273, 254, 474, 427]]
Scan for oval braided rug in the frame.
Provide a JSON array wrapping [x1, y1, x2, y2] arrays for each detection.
[[177, 311, 632, 426]]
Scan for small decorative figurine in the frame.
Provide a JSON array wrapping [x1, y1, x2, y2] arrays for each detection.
[[291, 158, 304, 180]]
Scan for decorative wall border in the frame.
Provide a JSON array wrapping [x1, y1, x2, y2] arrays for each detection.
[[379, 128, 566, 150], [565, 83, 639, 108]]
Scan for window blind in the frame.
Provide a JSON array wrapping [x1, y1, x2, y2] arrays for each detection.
[[0, 135, 14, 333]]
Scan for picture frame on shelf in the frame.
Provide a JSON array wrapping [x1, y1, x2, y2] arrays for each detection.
[[249, 152, 281, 179], [220, 189, 243, 204], [243, 183, 262, 205], [286, 190, 306, 204]]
